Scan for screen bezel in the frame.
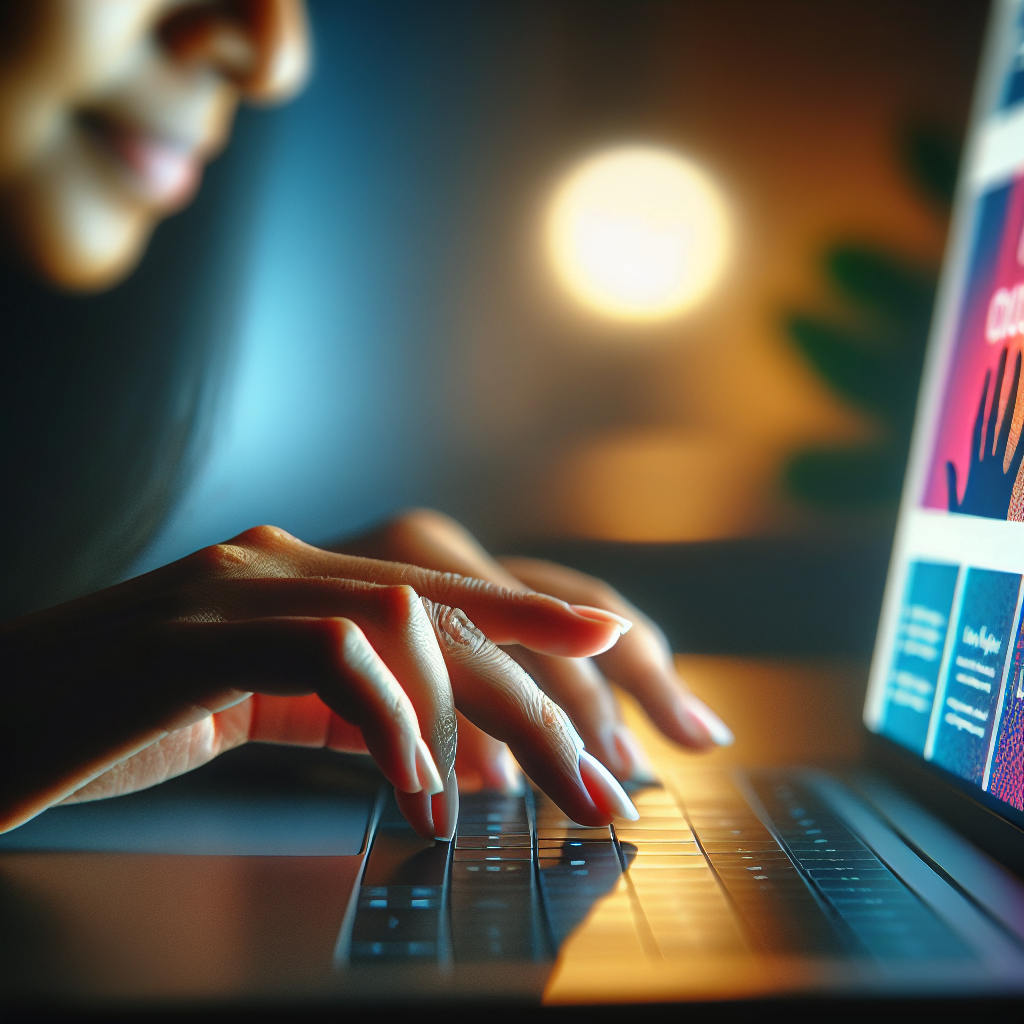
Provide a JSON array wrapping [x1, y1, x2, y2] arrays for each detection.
[[865, 730, 1024, 875]]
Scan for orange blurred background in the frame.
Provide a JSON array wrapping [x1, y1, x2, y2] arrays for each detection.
[[134, 1, 989, 659], [428, 0, 984, 546]]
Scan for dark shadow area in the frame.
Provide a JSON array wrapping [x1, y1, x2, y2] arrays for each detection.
[[524, 533, 894, 657], [0, 747, 379, 856]]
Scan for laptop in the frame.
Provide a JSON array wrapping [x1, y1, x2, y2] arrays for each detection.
[[4, 0, 1024, 1008]]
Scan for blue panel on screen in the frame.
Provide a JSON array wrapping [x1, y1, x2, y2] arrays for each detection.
[[932, 568, 1022, 785], [880, 561, 959, 755]]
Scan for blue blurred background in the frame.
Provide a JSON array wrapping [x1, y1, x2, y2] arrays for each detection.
[[130, 0, 987, 655]]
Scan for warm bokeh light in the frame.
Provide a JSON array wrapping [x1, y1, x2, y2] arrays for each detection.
[[546, 145, 731, 322]]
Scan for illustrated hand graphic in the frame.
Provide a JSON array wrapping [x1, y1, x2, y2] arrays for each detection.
[[947, 347, 1024, 519]]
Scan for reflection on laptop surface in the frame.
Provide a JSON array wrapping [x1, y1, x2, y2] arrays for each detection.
[[5, 0, 1024, 1007]]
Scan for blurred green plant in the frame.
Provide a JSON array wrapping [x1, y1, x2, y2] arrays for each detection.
[[783, 121, 960, 510]]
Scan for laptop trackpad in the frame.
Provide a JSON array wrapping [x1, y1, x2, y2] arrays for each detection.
[[0, 747, 378, 856]]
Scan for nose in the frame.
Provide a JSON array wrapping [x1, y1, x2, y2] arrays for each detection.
[[159, 0, 311, 104]]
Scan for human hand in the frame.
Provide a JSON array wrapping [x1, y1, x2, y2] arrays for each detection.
[[335, 511, 733, 792], [947, 347, 1024, 519], [0, 526, 635, 839]]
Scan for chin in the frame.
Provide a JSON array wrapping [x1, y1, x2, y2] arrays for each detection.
[[21, 211, 156, 294], [45, 234, 155, 293], [5, 186, 160, 294]]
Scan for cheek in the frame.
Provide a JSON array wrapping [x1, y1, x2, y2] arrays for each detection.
[[0, 1, 159, 175], [0, 1, 179, 288], [56, 1, 167, 92]]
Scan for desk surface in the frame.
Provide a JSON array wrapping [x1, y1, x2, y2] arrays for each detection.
[[623, 655, 869, 771]]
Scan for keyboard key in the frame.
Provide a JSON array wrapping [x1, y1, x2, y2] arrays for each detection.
[[457, 824, 531, 837], [627, 866, 717, 883], [537, 837, 612, 848], [453, 848, 533, 862], [699, 841, 784, 854], [708, 853, 794, 865], [750, 772, 975, 961], [455, 835, 532, 849], [452, 862, 529, 879], [614, 829, 696, 843], [625, 844, 703, 857], [350, 940, 437, 959], [614, 817, 687, 829], [625, 854, 712, 869], [351, 907, 441, 944], [536, 827, 612, 840]]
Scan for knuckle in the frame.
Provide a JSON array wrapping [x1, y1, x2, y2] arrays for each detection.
[[540, 694, 581, 745], [379, 508, 452, 554], [234, 524, 293, 550], [190, 542, 253, 577], [430, 603, 490, 657], [397, 507, 459, 537], [376, 583, 421, 624]]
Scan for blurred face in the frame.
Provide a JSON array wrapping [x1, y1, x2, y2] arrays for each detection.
[[0, 0, 309, 291]]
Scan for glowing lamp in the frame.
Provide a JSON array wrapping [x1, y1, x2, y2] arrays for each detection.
[[546, 145, 730, 322]]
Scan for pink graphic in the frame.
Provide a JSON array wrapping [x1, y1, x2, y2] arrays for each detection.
[[988, 631, 1024, 811], [924, 175, 1024, 518]]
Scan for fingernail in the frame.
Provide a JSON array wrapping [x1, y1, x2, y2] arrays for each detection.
[[683, 697, 734, 747], [611, 724, 658, 784], [569, 605, 633, 634], [432, 767, 460, 842], [578, 750, 639, 821], [414, 737, 445, 796]]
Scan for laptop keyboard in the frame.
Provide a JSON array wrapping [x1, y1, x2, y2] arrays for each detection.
[[343, 770, 973, 965]]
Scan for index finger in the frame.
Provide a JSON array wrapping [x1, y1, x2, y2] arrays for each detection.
[[219, 527, 629, 658], [420, 599, 638, 826], [500, 556, 733, 750]]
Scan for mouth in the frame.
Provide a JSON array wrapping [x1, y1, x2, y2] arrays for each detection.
[[79, 112, 202, 209]]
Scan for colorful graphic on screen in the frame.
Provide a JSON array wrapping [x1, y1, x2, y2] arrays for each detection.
[[923, 177, 1024, 519], [880, 562, 958, 755], [987, 612, 1024, 809], [929, 568, 1021, 784]]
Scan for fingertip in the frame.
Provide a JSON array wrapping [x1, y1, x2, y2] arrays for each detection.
[[528, 593, 626, 652], [676, 696, 734, 748], [610, 724, 659, 784], [568, 605, 633, 634], [578, 751, 639, 820], [395, 787, 435, 840], [586, 630, 626, 657]]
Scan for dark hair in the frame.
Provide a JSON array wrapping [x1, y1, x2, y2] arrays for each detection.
[[0, 110, 272, 621]]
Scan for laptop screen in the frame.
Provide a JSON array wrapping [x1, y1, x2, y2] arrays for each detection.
[[864, 0, 1024, 830]]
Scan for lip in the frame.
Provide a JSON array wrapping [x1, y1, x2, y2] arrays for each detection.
[[80, 112, 202, 208]]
